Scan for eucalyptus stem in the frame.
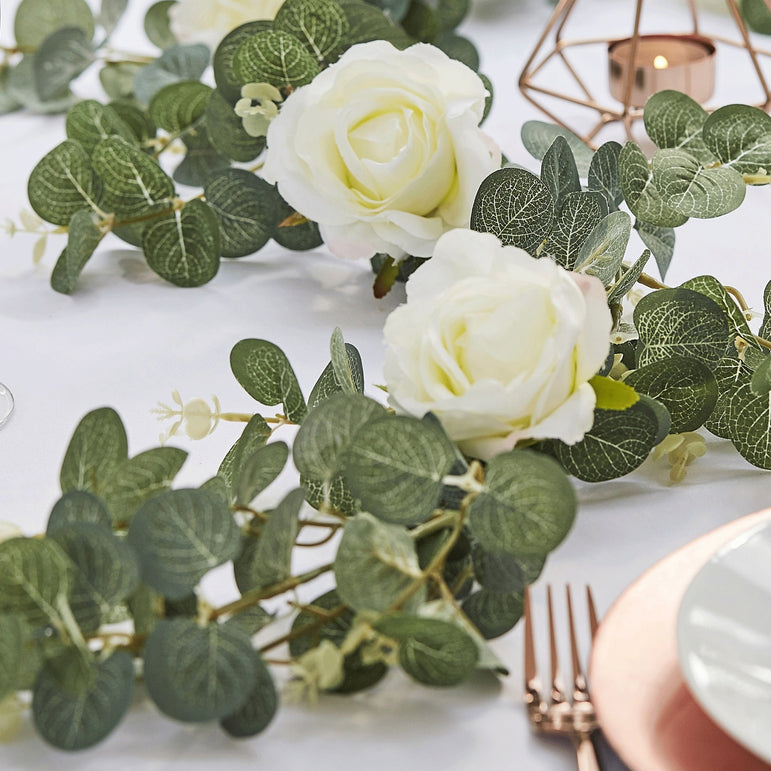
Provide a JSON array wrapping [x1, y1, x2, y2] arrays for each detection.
[[409, 509, 459, 541], [209, 562, 334, 621]]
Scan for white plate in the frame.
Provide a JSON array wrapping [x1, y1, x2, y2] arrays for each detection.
[[677, 519, 771, 764]]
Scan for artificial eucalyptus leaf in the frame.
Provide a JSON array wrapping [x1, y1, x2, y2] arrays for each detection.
[[144, 0, 177, 49], [32, 651, 134, 751], [47, 490, 112, 535], [467, 449, 575, 557], [100, 446, 188, 525], [550, 396, 669, 482], [634, 288, 731, 367], [127, 488, 241, 599], [705, 355, 752, 438], [587, 141, 623, 210], [272, 194, 323, 250], [308, 343, 365, 408], [0, 615, 31, 699], [618, 141, 688, 228], [750, 355, 771, 396], [233, 30, 320, 90], [173, 120, 230, 187], [99, 62, 143, 101], [235, 441, 289, 507], [213, 21, 273, 102], [435, 32, 479, 70], [606, 249, 651, 305], [401, 0, 440, 41], [204, 169, 277, 259], [762, 280, 771, 340], [470, 167, 555, 253], [108, 100, 157, 142], [14, 0, 95, 48], [28, 140, 102, 225], [702, 103, 771, 176], [742, 0, 771, 33], [624, 356, 719, 432], [6, 54, 79, 113], [541, 136, 581, 208], [65, 100, 136, 155], [274, 0, 350, 66], [471, 545, 545, 595], [134, 44, 210, 106], [230, 339, 307, 423], [60, 407, 128, 495], [143, 618, 256, 722], [334, 512, 425, 613], [148, 80, 212, 133], [34, 27, 95, 102], [652, 148, 746, 219], [374, 614, 478, 686], [205, 89, 266, 163], [218, 414, 272, 498], [634, 220, 674, 279], [361, 0, 411, 22], [573, 210, 631, 285], [51, 209, 104, 295], [142, 199, 221, 287], [220, 651, 278, 738], [726, 378, 771, 468], [0, 538, 72, 626], [643, 90, 715, 165], [301, 472, 358, 516], [234, 488, 303, 593], [98, 0, 128, 35], [520, 120, 594, 177], [461, 589, 523, 640], [340, 2, 412, 48], [343, 414, 457, 525], [543, 191, 603, 269]]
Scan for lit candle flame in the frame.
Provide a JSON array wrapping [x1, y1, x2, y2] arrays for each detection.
[[653, 55, 669, 70]]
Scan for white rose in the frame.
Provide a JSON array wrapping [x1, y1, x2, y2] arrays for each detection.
[[383, 229, 613, 460], [169, 0, 285, 50], [262, 41, 501, 261]]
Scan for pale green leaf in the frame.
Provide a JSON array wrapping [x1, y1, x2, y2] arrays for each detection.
[[308, 342, 365, 408], [540, 136, 580, 209], [330, 327, 357, 394], [643, 90, 715, 164], [726, 379, 771, 468], [218, 414, 272, 499], [6, 54, 78, 113], [14, 0, 95, 48], [0, 615, 31, 699], [34, 27, 95, 102], [702, 103, 771, 176], [51, 209, 104, 295], [589, 375, 639, 411], [587, 140, 623, 210], [761, 280, 771, 340], [99, 62, 144, 100], [98, 0, 128, 36], [543, 191, 603, 269], [634, 221, 674, 279], [751, 355, 771, 396], [235, 441, 289, 507], [520, 120, 594, 177], [144, 0, 177, 49], [134, 44, 210, 106], [606, 249, 651, 305], [574, 210, 631, 285], [205, 89, 266, 163], [47, 490, 112, 535]]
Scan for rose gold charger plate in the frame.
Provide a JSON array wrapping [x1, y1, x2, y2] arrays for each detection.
[[589, 508, 771, 771]]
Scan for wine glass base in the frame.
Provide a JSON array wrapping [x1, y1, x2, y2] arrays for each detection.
[[0, 383, 14, 428]]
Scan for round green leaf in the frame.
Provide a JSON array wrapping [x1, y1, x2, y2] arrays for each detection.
[[14, 0, 95, 48], [587, 140, 623, 211], [220, 651, 277, 738], [235, 441, 289, 507], [50, 208, 104, 295], [205, 89, 266, 163], [149, 80, 212, 133], [144, 0, 177, 49], [520, 120, 594, 177], [213, 21, 273, 102], [461, 590, 523, 640], [134, 43, 210, 106], [65, 100, 136, 155], [0, 615, 32, 699], [143, 618, 256, 723], [33, 26, 95, 102], [47, 490, 112, 534], [543, 191, 604, 269], [232, 30, 320, 90], [218, 414, 272, 499], [573, 210, 631, 285], [702, 104, 771, 176], [471, 545, 544, 595], [643, 90, 714, 165], [274, 0, 350, 65], [271, 194, 323, 250], [142, 199, 221, 288], [743, 0, 771, 33]]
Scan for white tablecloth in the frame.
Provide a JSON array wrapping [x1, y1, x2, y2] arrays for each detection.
[[1, 1, 770, 768]]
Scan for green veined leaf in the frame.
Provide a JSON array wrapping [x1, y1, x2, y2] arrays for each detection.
[[235, 441, 289, 507], [550, 396, 670, 482], [172, 119, 230, 187], [634, 220, 674, 279], [6, 54, 79, 113], [334, 512, 425, 613], [606, 249, 651, 305], [220, 651, 277, 737], [308, 341, 365, 408], [751, 355, 771, 396], [467, 449, 575, 557], [725, 378, 771, 468], [205, 89, 266, 163], [470, 167, 555, 253], [100, 446, 188, 525], [65, 100, 136, 155], [274, 0, 350, 65], [218, 414, 272, 499], [34, 27, 95, 102], [573, 210, 631, 285], [0, 537, 72, 626], [144, 0, 177, 49], [47, 490, 112, 535], [705, 355, 752, 439], [520, 120, 594, 177], [343, 414, 457, 525], [232, 30, 320, 90], [461, 589, 523, 640], [50, 209, 105, 295], [14, 0, 95, 48], [28, 140, 102, 225], [643, 90, 715, 165], [634, 288, 731, 367], [32, 651, 134, 750], [587, 140, 623, 210], [98, 0, 129, 36], [761, 280, 771, 340], [203, 169, 277, 258], [127, 488, 241, 599], [234, 487, 303, 593], [702, 103, 771, 176], [374, 614, 478, 686], [618, 141, 688, 228], [272, 194, 323, 250], [543, 191, 603, 269], [142, 199, 221, 287], [149, 80, 212, 133], [134, 43, 210, 106], [230, 339, 307, 423], [624, 356, 719, 432], [540, 136, 581, 209], [213, 21, 273, 102], [92, 136, 175, 218], [143, 618, 256, 722], [108, 100, 157, 143], [435, 32, 479, 70], [60, 407, 128, 495], [471, 545, 544, 595], [651, 148, 745, 219], [99, 62, 144, 101], [401, 0, 440, 41], [340, 2, 412, 49], [0, 615, 32, 699]]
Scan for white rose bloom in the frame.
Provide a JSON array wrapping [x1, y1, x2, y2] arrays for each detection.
[[169, 0, 285, 50], [263, 41, 501, 261], [383, 229, 613, 460]]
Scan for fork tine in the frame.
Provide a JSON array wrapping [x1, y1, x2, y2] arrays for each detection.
[[586, 585, 599, 641], [523, 586, 543, 713], [566, 584, 590, 702], [546, 584, 566, 704]]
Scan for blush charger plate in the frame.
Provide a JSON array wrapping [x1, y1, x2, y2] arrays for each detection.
[[588, 508, 771, 771]]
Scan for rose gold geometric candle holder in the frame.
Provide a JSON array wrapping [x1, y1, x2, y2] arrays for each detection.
[[519, 0, 771, 146]]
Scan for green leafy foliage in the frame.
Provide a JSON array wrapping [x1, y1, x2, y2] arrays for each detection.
[[232, 30, 321, 90], [65, 100, 136, 155], [148, 81, 212, 133], [520, 120, 594, 177], [220, 651, 277, 738], [14, 0, 95, 48], [34, 27, 95, 102], [51, 209, 104, 294], [274, 0, 350, 66], [134, 44, 210, 106], [144, 0, 177, 49]]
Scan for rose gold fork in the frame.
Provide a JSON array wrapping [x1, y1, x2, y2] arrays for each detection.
[[524, 584, 601, 771]]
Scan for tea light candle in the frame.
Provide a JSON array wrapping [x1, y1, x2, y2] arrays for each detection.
[[608, 34, 716, 108]]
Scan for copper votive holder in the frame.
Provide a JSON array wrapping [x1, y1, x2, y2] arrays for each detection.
[[609, 34, 716, 108]]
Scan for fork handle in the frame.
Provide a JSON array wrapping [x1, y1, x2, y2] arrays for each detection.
[[574, 734, 601, 771]]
